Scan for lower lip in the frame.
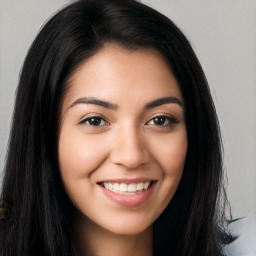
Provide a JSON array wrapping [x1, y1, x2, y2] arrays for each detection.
[[98, 182, 156, 207]]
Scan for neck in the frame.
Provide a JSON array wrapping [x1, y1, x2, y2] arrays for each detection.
[[74, 216, 153, 256]]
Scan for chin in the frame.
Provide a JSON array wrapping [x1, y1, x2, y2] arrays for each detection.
[[102, 216, 153, 236]]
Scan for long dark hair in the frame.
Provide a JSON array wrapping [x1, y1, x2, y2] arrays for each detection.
[[0, 0, 233, 255]]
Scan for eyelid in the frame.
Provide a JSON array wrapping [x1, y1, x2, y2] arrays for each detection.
[[78, 113, 179, 128], [146, 114, 179, 125], [79, 114, 110, 126]]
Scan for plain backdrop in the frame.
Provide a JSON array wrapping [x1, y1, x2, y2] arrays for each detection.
[[0, 0, 255, 219]]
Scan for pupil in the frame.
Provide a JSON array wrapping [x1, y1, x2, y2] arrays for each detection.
[[89, 118, 101, 126], [154, 117, 165, 125]]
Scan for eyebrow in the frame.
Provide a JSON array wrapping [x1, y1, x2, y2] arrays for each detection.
[[68, 96, 183, 111], [145, 96, 184, 108], [69, 97, 118, 110]]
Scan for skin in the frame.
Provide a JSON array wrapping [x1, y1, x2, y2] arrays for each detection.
[[58, 44, 187, 256]]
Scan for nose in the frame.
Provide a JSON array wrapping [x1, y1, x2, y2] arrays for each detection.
[[110, 126, 149, 169]]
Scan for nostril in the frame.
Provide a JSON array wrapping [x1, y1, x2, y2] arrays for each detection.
[[110, 147, 149, 168]]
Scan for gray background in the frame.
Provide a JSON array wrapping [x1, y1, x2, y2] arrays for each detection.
[[0, 0, 255, 219]]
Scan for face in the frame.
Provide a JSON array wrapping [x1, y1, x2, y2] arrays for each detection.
[[58, 44, 187, 235]]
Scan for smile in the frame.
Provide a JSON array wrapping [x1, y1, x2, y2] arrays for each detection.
[[98, 180, 157, 207], [101, 181, 153, 195]]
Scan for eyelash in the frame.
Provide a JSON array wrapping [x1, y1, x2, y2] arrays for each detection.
[[146, 115, 178, 126], [80, 115, 109, 127], [80, 115, 178, 128]]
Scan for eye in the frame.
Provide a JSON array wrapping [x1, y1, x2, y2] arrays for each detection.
[[80, 116, 109, 127], [146, 115, 177, 126]]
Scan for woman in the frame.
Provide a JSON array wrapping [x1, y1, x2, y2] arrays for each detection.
[[0, 0, 233, 255]]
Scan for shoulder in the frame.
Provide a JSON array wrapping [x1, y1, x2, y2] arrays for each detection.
[[223, 211, 256, 256]]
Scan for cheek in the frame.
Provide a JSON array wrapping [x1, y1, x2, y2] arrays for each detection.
[[150, 129, 187, 202], [57, 127, 109, 182], [139, 129, 187, 220], [165, 137, 187, 174], [164, 134, 187, 191], [151, 129, 188, 176]]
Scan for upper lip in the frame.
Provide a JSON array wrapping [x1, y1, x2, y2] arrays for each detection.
[[97, 177, 157, 184]]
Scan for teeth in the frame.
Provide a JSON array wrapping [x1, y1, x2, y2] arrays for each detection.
[[102, 181, 153, 194], [113, 183, 119, 191], [136, 182, 143, 190], [128, 183, 137, 192], [120, 183, 127, 192], [143, 181, 150, 190]]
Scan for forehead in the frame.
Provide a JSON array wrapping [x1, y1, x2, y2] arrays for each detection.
[[63, 44, 183, 108]]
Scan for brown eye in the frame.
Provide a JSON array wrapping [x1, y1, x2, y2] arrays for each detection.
[[152, 116, 167, 125], [82, 116, 108, 126], [146, 115, 178, 126]]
